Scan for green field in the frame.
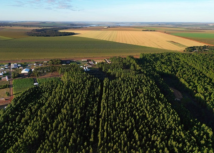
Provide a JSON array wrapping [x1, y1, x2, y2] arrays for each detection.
[[0, 35, 173, 61], [172, 33, 214, 39], [13, 78, 34, 96], [171, 33, 214, 45], [37, 77, 61, 84]]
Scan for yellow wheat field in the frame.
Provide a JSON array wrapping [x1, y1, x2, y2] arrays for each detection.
[[61, 30, 206, 51]]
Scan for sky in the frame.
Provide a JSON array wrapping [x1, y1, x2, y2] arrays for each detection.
[[0, 0, 214, 22]]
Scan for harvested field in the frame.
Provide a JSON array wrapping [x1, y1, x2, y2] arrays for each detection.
[[61, 30, 206, 51]]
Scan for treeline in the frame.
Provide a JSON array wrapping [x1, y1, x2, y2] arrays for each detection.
[[27, 28, 75, 37], [184, 45, 214, 52], [31, 64, 82, 77], [0, 56, 214, 152], [142, 29, 156, 31]]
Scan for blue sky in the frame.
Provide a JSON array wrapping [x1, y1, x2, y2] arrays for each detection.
[[1, 0, 214, 22]]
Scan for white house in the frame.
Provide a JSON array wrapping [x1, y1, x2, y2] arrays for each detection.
[[11, 63, 18, 69], [0, 72, 3, 76], [21, 68, 30, 74]]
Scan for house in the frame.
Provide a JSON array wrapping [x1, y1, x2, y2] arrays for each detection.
[[21, 68, 30, 74], [18, 64, 21, 67], [11, 63, 18, 69], [82, 59, 88, 62], [88, 61, 94, 65], [0, 72, 3, 76], [34, 83, 39, 86], [1, 76, 9, 81]]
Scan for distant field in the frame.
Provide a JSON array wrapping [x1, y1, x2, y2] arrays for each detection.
[[13, 78, 34, 96], [171, 33, 214, 45], [61, 30, 206, 51], [0, 36, 173, 61], [172, 33, 214, 39]]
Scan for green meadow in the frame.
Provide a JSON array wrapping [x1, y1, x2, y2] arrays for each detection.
[[13, 78, 34, 96], [0, 35, 173, 61]]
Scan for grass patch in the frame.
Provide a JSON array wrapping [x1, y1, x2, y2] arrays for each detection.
[[0, 36, 173, 61], [37, 77, 61, 84], [0, 88, 10, 98], [0, 81, 9, 86], [13, 78, 34, 96]]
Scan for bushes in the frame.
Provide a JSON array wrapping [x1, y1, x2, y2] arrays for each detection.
[[0, 84, 9, 89]]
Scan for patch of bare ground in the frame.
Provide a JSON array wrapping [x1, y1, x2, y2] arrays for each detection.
[[170, 87, 183, 100]]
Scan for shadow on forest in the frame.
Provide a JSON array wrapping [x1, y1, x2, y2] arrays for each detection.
[[160, 72, 214, 131], [86, 68, 116, 81]]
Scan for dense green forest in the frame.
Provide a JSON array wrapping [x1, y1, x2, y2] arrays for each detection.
[[184, 45, 214, 52], [1, 54, 214, 152]]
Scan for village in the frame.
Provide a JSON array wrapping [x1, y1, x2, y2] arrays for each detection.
[[0, 58, 111, 109]]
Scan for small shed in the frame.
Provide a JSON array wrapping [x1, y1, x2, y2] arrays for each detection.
[[34, 83, 39, 86]]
